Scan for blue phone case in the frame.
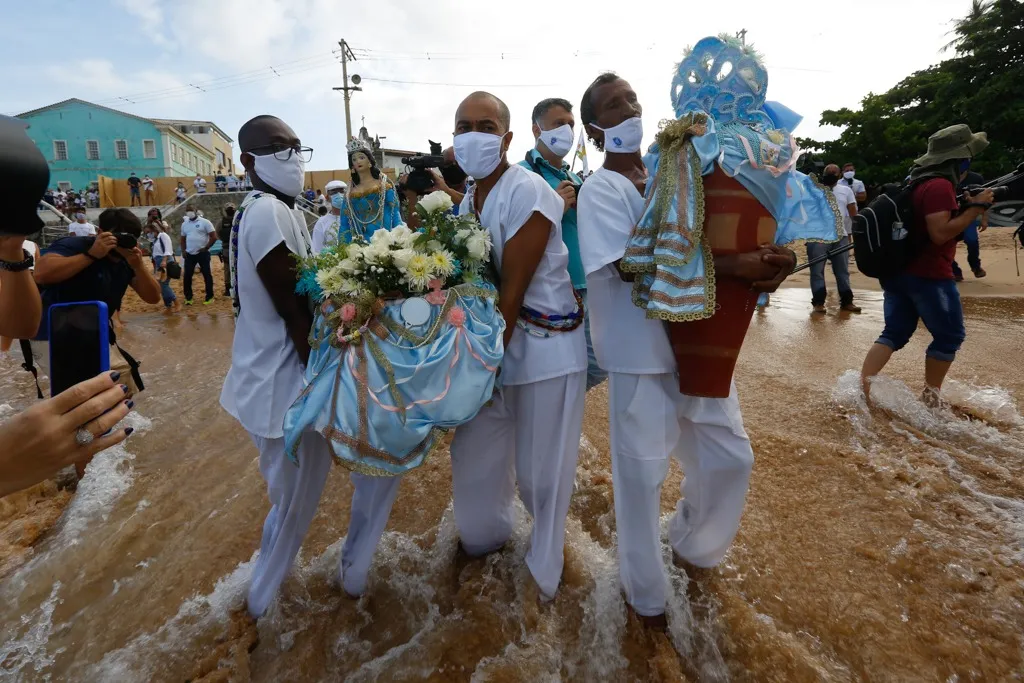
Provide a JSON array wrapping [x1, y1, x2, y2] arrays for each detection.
[[48, 301, 110, 397]]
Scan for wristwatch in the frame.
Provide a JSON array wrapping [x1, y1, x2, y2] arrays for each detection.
[[0, 249, 33, 272]]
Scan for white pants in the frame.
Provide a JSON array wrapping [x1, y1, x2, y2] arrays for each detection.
[[608, 373, 753, 617], [248, 431, 332, 618], [247, 432, 404, 617], [450, 372, 586, 598], [339, 472, 402, 597]]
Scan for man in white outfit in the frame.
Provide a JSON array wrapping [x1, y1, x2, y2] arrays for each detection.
[[220, 115, 334, 618], [577, 74, 794, 627], [450, 91, 587, 599], [310, 179, 346, 254]]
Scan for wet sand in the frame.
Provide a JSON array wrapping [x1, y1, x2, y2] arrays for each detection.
[[1, 281, 1023, 681]]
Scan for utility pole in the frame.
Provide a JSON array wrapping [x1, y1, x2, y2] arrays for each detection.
[[333, 39, 361, 144], [736, 29, 747, 45]]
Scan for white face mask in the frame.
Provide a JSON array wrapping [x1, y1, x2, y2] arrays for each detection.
[[75, 213, 85, 221], [252, 151, 306, 198], [843, 171, 855, 180], [454, 132, 507, 180], [186, 211, 196, 220], [593, 117, 644, 154], [538, 123, 574, 158]]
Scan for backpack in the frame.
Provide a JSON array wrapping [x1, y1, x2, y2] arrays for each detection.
[[851, 181, 924, 279]]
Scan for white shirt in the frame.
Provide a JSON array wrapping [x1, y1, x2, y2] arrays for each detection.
[[310, 212, 340, 254], [152, 232, 173, 258], [23, 239, 37, 270], [841, 176, 865, 198], [459, 164, 586, 385], [176, 187, 186, 198], [69, 221, 96, 236], [194, 178, 207, 193], [227, 176, 238, 189], [831, 183, 857, 236], [577, 167, 676, 375], [220, 193, 312, 438], [142, 177, 153, 190], [181, 216, 215, 254]]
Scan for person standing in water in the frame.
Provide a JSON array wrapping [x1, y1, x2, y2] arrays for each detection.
[[219, 115, 330, 618], [577, 73, 793, 627], [449, 91, 587, 601], [860, 125, 993, 406]]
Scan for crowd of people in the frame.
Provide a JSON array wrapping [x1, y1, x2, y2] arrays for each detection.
[[0, 63, 1005, 636]]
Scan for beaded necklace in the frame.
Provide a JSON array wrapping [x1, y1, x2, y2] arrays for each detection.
[[345, 176, 392, 239], [230, 191, 266, 317]]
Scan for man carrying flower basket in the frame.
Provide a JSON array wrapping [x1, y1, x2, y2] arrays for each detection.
[[448, 92, 587, 601]]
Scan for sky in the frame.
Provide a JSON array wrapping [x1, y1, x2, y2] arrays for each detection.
[[1, 0, 976, 173]]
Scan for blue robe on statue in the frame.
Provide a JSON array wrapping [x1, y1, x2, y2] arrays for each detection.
[[338, 181, 403, 243]]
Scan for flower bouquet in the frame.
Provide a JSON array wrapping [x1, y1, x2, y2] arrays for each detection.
[[283, 191, 504, 476]]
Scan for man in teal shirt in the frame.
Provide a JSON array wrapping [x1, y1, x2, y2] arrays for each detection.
[[519, 97, 606, 389]]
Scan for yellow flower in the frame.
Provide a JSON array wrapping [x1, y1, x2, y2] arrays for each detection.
[[405, 253, 433, 290], [430, 249, 456, 277]]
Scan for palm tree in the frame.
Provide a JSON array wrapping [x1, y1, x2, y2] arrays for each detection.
[[943, 0, 993, 52]]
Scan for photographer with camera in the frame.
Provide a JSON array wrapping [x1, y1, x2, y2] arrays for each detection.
[[32, 207, 161, 395], [861, 125, 994, 406], [519, 97, 605, 390], [398, 143, 468, 227]]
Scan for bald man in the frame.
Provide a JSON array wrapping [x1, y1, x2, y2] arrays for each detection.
[[220, 115, 332, 618], [449, 92, 587, 600]]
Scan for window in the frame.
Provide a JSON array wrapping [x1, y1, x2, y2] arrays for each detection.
[[53, 140, 68, 161], [114, 139, 128, 160], [187, 152, 193, 169], [216, 150, 226, 169], [143, 139, 156, 159], [57, 181, 72, 191], [86, 140, 100, 160], [171, 143, 178, 163]]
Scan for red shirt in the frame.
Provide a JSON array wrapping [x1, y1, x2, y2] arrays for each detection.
[[906, 178, 959, 280]]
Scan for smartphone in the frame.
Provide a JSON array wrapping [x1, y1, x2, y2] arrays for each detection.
[[48, 301, 110, 397]]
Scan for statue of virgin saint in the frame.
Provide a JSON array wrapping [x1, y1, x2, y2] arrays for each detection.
[[337, 139, 403, 243]]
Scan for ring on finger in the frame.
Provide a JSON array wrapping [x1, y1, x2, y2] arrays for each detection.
[[75, 427, 95, 446]]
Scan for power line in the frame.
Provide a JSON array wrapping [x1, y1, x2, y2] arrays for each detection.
[[360, 77, 559, 88]]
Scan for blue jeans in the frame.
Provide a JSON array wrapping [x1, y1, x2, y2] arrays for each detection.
[[578, 288, 607, 390], [951, 222, 981, 278], [877, 273, 965, 362], [806, 237, 853, 306], [153, 257, 177, 307]]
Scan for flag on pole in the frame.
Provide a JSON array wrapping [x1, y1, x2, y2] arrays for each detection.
[[573, 129, 589, 176]]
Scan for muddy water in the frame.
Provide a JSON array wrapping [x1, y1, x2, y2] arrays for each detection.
[[1, 288, 1023, 682]]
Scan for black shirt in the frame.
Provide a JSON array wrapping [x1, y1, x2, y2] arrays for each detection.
[[127, 175, 141, 188], [35, 236, 135, 341]]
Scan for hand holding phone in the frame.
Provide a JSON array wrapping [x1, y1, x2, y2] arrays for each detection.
[[49, 302, 110, 397]]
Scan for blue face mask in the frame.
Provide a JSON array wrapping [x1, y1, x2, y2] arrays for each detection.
[[959, 159, 971, 174], [331, 193, 345, 209]]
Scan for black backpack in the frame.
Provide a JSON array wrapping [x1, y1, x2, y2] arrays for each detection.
[[851, 181, 925, 279]]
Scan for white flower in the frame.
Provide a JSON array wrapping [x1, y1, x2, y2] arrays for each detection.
[[340, 278, 363, 295], [369, 229, 391, 247], [455, 228, 473, 243], [417, 190, 454, 215], [425, 239, 443, 253], [391, 248, 416, 269], [315, 265, 345, 295], [429, 249, 456, 277], [339, 258, 359, 274], [389, 224, 415, 247], [466, 232, 490, 261]]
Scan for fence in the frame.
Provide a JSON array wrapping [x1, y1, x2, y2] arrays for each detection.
[[97, 169, 397, 209]]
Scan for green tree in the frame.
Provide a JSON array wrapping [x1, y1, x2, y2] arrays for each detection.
[[803, 0, 1024, 184]]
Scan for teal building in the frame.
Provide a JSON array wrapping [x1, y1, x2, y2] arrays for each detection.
[[16, 98, 224, 191]]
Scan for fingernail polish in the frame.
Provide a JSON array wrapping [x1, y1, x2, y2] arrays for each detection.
[[110, 371, 121, 382], [125, 400, 134, 409], [121, 385, 130, 394], [124, 427, 134, 436]]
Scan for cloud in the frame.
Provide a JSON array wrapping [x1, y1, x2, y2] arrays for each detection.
[[113, 0, 171, 48]]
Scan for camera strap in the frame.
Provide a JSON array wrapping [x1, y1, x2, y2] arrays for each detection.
[[19, 339, 44, 400]]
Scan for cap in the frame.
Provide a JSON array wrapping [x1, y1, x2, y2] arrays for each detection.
[[325, 180, 347, 192]]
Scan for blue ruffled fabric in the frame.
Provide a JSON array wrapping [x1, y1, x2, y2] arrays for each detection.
[[622, 35, 842, 321], [283, 284, 504, 476], [338, 187, 403, 242]]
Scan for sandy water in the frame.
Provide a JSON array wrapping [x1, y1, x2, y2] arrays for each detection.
[[1, 288, 1023, 682]]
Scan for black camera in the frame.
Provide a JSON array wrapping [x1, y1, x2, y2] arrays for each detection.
[[402, 140, 446, 194], [964, 185, 1010, 201], [114, 233, 138, 249]]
